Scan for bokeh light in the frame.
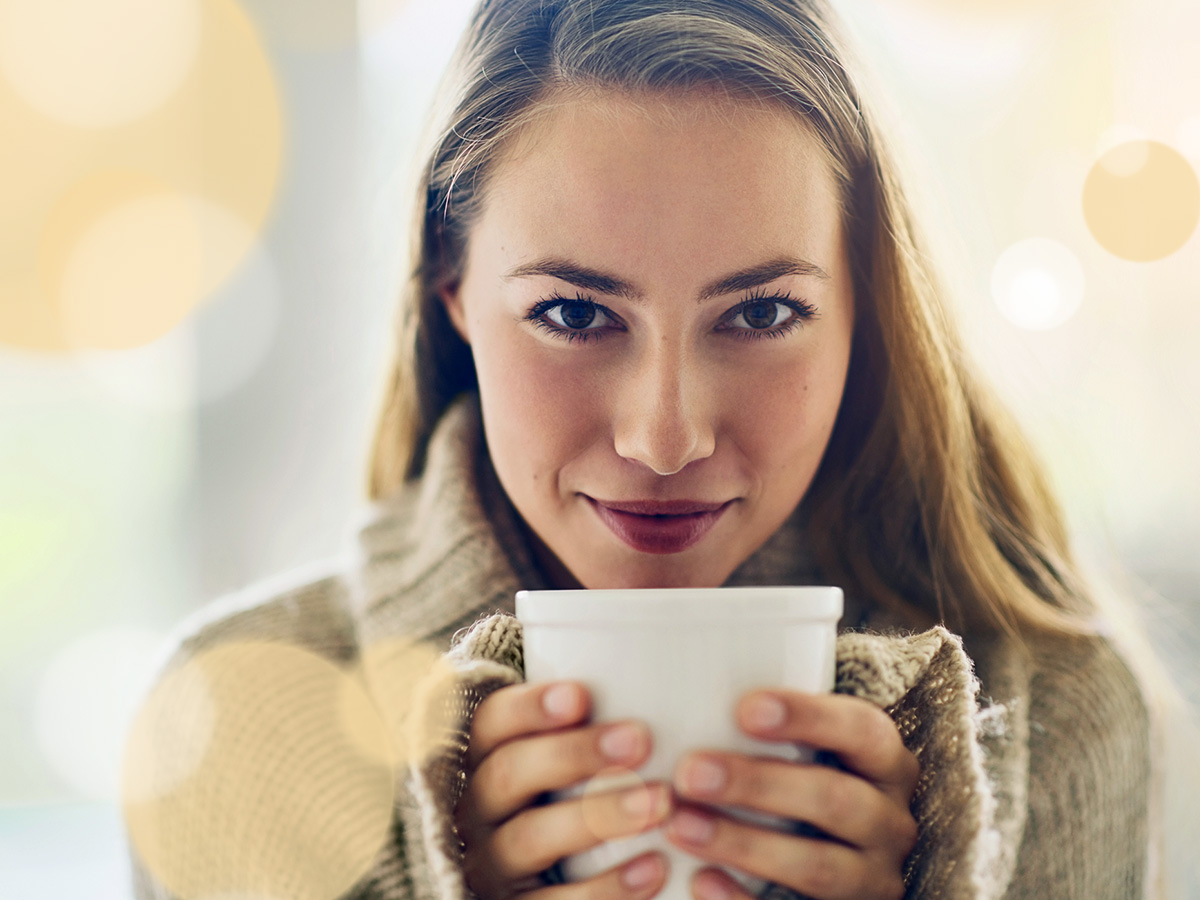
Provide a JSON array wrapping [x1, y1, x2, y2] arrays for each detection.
[[71, 229, 279, 410], [1083, 140, 1200, 262], [357, 636, 458, 765], [123, 641, 396, 900], [33, 626, 168, 801], [865, 6, 1039, 105], [55, 192, 257, 351], [990, 237, 1085, 331], [119, 641, 218, 805], [0, 0, 201, 128], [1094, 126, 1151, 177], [0, 0, 283, 354]]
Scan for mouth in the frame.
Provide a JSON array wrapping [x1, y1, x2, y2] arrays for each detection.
[[585, 496, 734, 554]]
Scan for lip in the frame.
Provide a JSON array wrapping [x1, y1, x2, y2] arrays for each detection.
[[586, 496, 733, 554]]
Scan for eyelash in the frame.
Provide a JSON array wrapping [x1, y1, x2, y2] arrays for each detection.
[[524, 289, 819, 344]]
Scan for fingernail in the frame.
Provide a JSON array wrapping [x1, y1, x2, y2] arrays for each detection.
[[669, 809, 715, 846], [681, 756, 726, 796], [621, 854, 664, 890], [600, 722, 646, 761], [542, 683, 580, 720], [695, 871, 734, 900], [744, 695, 786, 731], [621, 785, 653, 818], [621, 784, 669, 822]]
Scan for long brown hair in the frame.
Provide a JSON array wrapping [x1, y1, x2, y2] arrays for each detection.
[[364, 0, 1092, 636]]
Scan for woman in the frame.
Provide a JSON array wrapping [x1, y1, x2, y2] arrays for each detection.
[[123, 0, 1151, 898]]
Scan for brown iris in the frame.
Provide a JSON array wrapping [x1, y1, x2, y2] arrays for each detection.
[[561, 300, 596, 329], [742, 301, 777, 329]]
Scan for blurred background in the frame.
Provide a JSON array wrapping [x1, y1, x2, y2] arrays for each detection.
[[0, 0, 1196, 896]]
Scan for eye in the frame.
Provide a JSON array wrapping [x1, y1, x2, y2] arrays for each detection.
[[720, 292, 817, 338], [525, 294, 621, 342], [546, 298, 605, 330], [733, 299, 791, 330]]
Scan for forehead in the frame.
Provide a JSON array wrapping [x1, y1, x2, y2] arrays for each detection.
[[473, 89, 845, 276]]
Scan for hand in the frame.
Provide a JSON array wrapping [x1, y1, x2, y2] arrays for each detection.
[[664, 691, 919, 900], [456, 681, 674, 900]]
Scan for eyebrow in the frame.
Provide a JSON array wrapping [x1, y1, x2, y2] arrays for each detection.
[[504, 256, 830, 302]]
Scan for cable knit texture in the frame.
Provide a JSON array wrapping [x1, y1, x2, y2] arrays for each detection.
[[125, 393, 1150, 900]]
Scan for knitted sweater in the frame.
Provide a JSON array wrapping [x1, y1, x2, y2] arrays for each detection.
[[123, 394, 1151, 900]]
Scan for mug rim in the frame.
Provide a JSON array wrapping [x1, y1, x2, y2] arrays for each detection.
[[515, 585, 843, 624]]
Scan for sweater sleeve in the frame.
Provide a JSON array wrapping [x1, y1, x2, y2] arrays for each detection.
[[1001, 635, 1151, 900], [420, 619, 1018, 900], [122, 572, 426, 900]]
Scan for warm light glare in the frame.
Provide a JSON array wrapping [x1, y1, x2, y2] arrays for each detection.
[[123, 641, 396, 900], [71, 235, 279, 409], [1095, 126, 1151, 177], [56, 194, 262, 353], [859, 1, 1041, 104], [1083, 140, 1200, 262], [990, 237, 1085, 331], [0, 0, 202, 128], [357, 636, 459, 765], [0, 0, 283, 355]]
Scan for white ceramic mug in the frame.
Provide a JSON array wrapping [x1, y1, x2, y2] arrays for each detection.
[[515, 586, 842, 900]]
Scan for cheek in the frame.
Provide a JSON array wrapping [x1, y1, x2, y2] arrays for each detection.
[[472, 335, 602, 490], [724, 339, 850, 473]]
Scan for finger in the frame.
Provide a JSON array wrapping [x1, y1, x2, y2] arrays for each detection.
[[468, 681, 591, 769], [736, 692, 919, 801], [482, 782, 672, 883], [690, 866, 756, 900], [673, 753, 918, 852], [504, 852, 669, 900], [665, 805, 905, 900], [461, 719, 652, 827]]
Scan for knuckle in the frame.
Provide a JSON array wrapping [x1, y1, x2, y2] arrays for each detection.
[[484, 748, 520, 805], [794, 695, 827, 733], [721, 819, 754, 861], [816, 774, 852, 821], [723, 758, 758, 806], [796, 842, 839, 896], [495, 811, 555, 877]]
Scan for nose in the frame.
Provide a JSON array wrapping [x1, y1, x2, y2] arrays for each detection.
[[611, 342, 716, 476]]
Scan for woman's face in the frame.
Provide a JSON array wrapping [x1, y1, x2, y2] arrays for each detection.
[[442, 90, 856, 589]]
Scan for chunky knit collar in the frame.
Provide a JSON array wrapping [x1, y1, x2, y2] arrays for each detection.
[[342, 392, 1038, 898]]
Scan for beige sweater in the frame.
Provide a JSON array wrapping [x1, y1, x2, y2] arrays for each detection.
[[123, 395, 1150, 900]]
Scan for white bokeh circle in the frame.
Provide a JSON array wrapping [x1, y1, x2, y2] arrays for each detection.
[[34, 626, 170, 801], [990, 237, 1085, 331]]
